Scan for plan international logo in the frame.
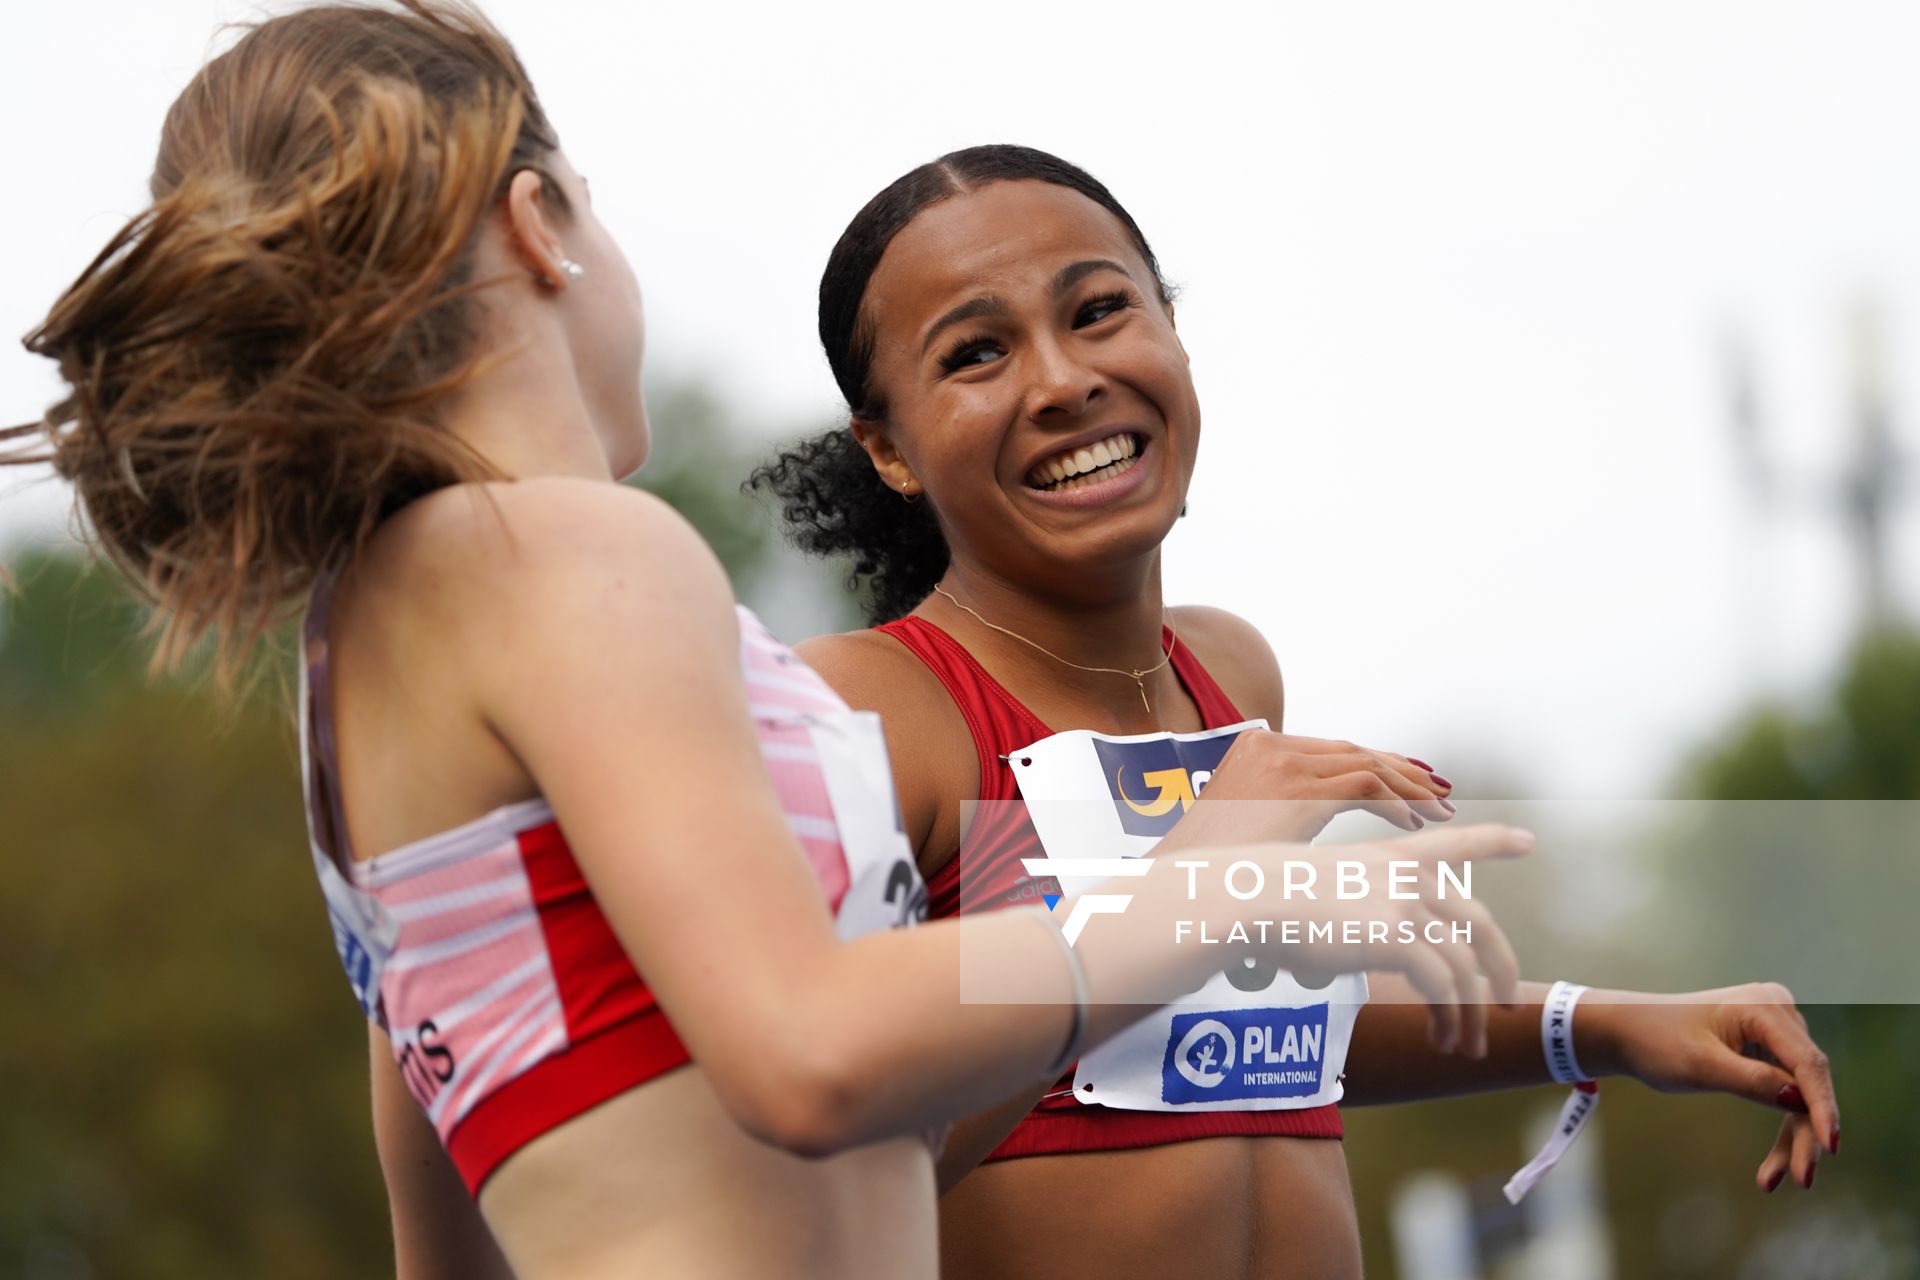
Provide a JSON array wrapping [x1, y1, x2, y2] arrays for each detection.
[[1161, 1005, 1330, 1104]]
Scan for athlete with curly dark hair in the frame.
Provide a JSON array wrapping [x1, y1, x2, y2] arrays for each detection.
[[754, 144, 1842, 1280]]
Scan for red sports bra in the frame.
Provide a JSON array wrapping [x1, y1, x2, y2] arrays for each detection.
[[875, 615, 1343, 1161], [302, 573, 928, 1195]]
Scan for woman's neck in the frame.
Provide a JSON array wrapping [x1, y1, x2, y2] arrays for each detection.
[[441, 312, 613, 483], [925, 555, 1187, 728]]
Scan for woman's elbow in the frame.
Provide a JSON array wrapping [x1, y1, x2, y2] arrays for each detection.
[[718, 1039, 876, 1160]]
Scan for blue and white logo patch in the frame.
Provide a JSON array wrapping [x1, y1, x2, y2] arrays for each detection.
[[328, 904, 379, 1016], [1160, 1004, 1330, 1105], [1089, 730, 1245, 838]]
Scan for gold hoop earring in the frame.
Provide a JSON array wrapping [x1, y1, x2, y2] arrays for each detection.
[[901, 485, 921, 505]]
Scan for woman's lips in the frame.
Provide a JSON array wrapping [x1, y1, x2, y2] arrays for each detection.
[[1025, 431, 1140, 489], [1018, 437, 1152, 509]]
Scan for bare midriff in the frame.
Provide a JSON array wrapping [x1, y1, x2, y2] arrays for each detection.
[[482, 1068, 939, 1280], [940, 1135, 1362, 1280]]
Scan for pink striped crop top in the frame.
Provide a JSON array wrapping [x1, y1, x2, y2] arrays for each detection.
[[300, 574, 929, 1194]]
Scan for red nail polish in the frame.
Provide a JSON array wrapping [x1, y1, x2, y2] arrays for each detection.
[[1439, 797, 1457, 813], [1764, 1168, 1784, 1193], [1428, 772, 1454, 790], [1830, 1125, 1841, 1155], [1776, 1084, 1808, 1113], [1803, 1164, 1817, 1190], [1408, 758, 1436, 772]]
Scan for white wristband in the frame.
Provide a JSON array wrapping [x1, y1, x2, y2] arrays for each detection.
[[1503, 1080, 1599, 1204], [1507, 981, 1600, 1203], [1541, 980, 1592, 1084], [1028, 909, 1089, 1080]]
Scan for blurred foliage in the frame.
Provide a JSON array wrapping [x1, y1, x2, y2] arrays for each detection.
[[628, 381, 777, 591], [1346, 626, 1920, 1279], [629, 380, 861, 640], [0, 380, 848, 1277], [1655, 625, 1920, 1276], [1687, 628, 1920, 801], [0, 551, 386, 1278]]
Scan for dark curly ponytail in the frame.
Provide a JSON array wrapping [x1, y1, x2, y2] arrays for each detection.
[[749, 429, 946, 625], [748, 144, 1172, 625]]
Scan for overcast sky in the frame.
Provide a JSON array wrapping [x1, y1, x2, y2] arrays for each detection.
[[5, 1, 1917, 797]]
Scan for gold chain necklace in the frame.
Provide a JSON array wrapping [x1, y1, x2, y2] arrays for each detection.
[[932, 584, 1176, 715]]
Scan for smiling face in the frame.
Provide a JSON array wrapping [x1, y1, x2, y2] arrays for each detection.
[[854, 179, 1201, 597]]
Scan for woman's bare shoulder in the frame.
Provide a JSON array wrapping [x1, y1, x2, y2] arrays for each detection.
[[797, 627, 948, 717], [797, 624, 976, 851], [1169, 604, 1285, 726]]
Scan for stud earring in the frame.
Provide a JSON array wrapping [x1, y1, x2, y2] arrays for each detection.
[[559, 258, 584, 279]]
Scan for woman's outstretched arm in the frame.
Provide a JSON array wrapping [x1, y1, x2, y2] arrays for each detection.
[[1344, 976, 1840, 1191], [456, 478, 1530, 1158]]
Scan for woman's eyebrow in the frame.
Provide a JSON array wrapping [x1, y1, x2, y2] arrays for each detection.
[[920, 295, 1011, 357], [917, 260, 1133, 358], [1051, 258, 1130, 295]]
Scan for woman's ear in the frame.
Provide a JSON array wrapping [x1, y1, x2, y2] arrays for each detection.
[[504, 168, 569, 289], [849, 420, 921, 499]]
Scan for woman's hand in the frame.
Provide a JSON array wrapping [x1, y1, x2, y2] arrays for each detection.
[[1248, 824, 1531, 1054], [1173, 730, 1456, 844], [1580, 984, 1840, 1192]]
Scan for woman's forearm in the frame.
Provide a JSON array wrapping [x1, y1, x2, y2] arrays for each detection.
[[775, 825, 1530, 1155], [776, 847, 1267, 1155], [1342, 978, 1559, 1105], [1343, 975, 1651, 1105]]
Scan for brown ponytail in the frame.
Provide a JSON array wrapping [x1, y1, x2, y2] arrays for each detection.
[[3, 1, 569, 675]]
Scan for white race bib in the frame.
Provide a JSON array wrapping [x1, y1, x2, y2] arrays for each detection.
[[1010, 721, 1367, 1112], [807, 709, 928, 938]]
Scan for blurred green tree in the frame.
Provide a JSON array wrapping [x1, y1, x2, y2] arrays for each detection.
[[1668, 626, 1920, 1274], [630, 380, 860, 639], [0, 550, 384, 1278], [1343, 629, 1920, 1278], [1689, 628, 1920, 801]]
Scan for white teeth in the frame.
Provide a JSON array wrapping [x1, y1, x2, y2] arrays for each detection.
[[1042, 452, 1139, 493], [1027, 432, 1144, 489]]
